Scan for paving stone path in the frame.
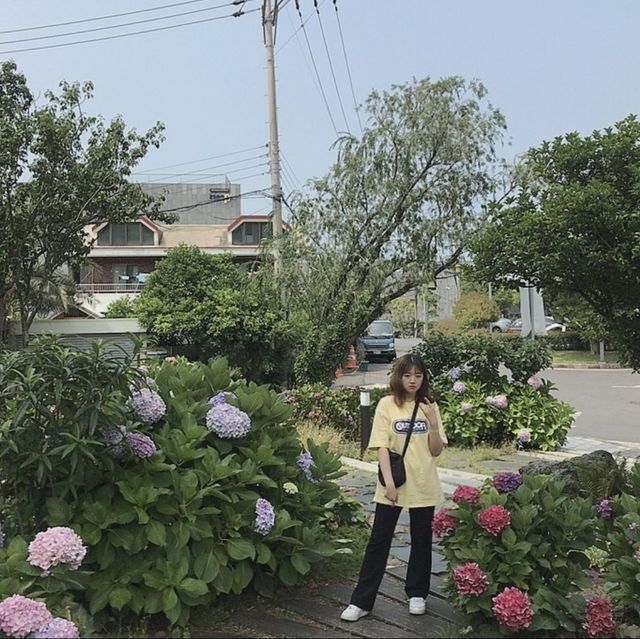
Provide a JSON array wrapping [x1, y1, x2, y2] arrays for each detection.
[[192, 469, 466, 638]]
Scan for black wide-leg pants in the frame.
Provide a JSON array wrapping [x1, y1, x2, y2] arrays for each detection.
[[350, 503, 434, 611]]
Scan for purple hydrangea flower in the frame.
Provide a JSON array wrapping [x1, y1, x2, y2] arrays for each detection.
[[296, 452, 318, 483], [596, 499, 613, 518], [101, 425, 128, 458], [453, 381, 466, 393], [0, 595, 52, 639], [254, 498, 275, 535], [30, 618, 79, 639], [208, 391, 237, 406], [517, 428, 531, 443], [448, 367, 462, 380], [125, 432, 156, 458], [27, 527, 87, 574], [492, 472, 523, 493], [486, 394, 508, 409], [127, 389, 166, 423], [461, 402, 473, 413], [527, 376, 542, 390], [206, 403, 251, 438]]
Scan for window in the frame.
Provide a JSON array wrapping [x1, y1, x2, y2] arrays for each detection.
[[231, 222, 272, 245], [97, 222, 154, 245], [112, 264, 140, 283]]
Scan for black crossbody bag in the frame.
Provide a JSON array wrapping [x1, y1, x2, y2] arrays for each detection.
[[378, 400, 420, 488]]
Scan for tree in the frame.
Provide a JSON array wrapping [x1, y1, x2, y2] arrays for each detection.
[[0, 61, 167, 343], [135, 245, 295, 385], [277, 77, 507, 384], [470, 116, 640, 368], [453, 291, 500, 329], [104, 296, 137, 319]]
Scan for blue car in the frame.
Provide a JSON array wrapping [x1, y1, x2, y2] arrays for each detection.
[[358, 319, 397, 363]]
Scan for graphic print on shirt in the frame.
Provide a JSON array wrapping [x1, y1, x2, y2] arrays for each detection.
[[392, 418, 430, 435]]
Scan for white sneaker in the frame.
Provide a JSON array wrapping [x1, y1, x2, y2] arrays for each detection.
[[409, 597, 426, 615], [340, 604, 370, 622]]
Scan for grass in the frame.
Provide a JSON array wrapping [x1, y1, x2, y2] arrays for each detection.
[[552, 350, 621, 366], [309, 523, 370, 582], [435, 443, 518, 475], [296, 419, 361, 459]]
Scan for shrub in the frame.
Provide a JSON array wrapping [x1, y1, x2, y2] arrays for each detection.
[[0, 338, 363, 628], [543, 331, 590, 351], [595, 463, 640, 625], [437, 379, 574, 450], [416, 331, 552, 388], [453, 291, 500, 329], [440, 473, 595, 635]]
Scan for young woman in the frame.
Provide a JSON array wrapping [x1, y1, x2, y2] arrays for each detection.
[[341, 353, 447, 621]]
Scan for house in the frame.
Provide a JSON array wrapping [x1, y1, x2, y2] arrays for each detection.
[[76, 181, 276, 316]]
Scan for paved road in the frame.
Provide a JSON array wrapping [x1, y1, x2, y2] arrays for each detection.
[[335, 339, 639, 446], [544, 368, 639, 445]]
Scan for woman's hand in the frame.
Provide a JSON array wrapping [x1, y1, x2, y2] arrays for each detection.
[[385, 484, 398, 504], [419, 399, 438, 430]]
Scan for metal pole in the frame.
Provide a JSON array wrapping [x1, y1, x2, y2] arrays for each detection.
[[359, 388, 371, 459], [528, 286, 535, 340], [263, 0, 283, 274]]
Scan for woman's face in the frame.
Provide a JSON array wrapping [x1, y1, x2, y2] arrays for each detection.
[[401, 366, 423, 396]]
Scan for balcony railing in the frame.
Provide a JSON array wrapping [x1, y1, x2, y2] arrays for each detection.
[[77, 283, 145, 294]]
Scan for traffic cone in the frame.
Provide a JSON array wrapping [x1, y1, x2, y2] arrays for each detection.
[[346, 345, 358, 370]]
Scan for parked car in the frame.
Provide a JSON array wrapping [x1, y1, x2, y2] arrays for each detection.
[[489, 318, 513, 333], [506, 317, 566, 334], [358, 319, 397, 362]]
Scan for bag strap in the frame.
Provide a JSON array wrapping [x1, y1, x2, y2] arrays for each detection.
[[400, 400, 420, 458]]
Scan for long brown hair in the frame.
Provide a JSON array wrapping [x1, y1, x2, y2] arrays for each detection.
[[389, 353, 435, 406]]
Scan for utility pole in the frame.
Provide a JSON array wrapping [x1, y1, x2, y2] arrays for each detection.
[[263, 0, 284, 274]]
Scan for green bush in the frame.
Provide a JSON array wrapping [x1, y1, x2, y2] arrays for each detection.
[[416, 331, 552, 387], [437, 380, 574, 450], [0, 337, 362, 628], [441, 474, 595, 635], [543, 331, 590, 351], [284, 384, 388, 443], [595, 464, 640, 625], [453, 291, 500, 329]]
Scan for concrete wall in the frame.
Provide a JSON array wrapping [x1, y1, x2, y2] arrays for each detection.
[[140, 182, 241, 224]]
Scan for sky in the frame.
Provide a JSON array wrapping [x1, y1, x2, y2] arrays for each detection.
[[2, 0, 639, 216]]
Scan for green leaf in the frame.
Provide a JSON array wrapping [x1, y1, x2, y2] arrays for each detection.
[[178, 577, 209, 597], [290, 553, 311, 575], [226, 538, 256, 561], [89, 587, 111, 614], [109, 586, 132, 610], [232, 560, 254, 593], [193, 550, 220, 583], [146, 520, 167, 546], [162, 586, 178, 611]]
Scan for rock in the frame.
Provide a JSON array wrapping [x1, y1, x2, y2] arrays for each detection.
[[519, 450, 617, 497]]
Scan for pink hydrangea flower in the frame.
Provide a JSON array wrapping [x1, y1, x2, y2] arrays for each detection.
[[461, 402, 473, 413], [477, 505, 511, 536], [527, 376, 542, 390], [486, 394, 508, 409], [27, 527, 87, 574], [453, 562, 489, 596], [432, 508, 459, 537], [452, 381, 466, 393], [517, 428, 531, 443], [452, 485, 480, 505], [492, 587, 533, 631], [0, 595, 52, 639], [31, 617, 80, 638], [583, 595, 616, 638]]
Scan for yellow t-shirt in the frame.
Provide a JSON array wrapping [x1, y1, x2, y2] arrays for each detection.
[[368, 395, 448, 509]]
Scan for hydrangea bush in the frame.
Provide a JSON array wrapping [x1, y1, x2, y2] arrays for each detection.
[[439, 473, 596, 635], [0, 342, 363, 629]]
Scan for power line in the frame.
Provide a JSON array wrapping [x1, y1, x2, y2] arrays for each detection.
[[0, 1, 257, 46], [0, 7, 260, 55], [133, 153, 268, 179], [134, 144, 267, 174], [0, 0, 237, 34], [280, 151, 302, 189], [276, 0, 324, 52], [313, 0, 350, 132], [293, 1, 339, 137], [333, 0, 363, 134]]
